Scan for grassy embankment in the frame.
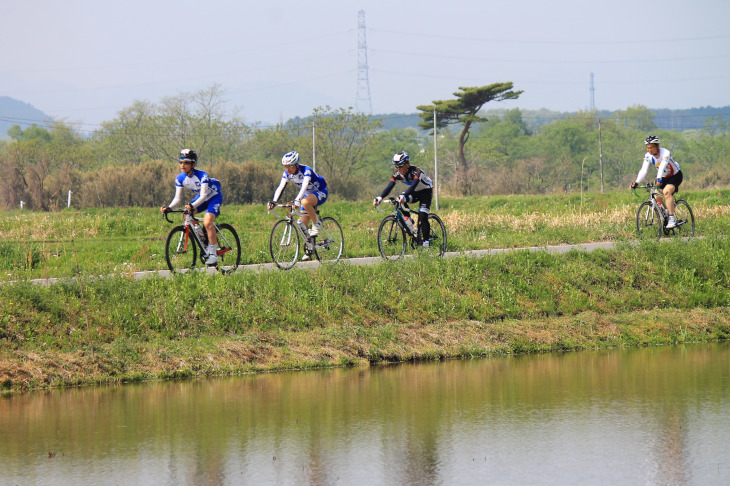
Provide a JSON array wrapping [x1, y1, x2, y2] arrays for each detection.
[[1, 189, 729, 392]]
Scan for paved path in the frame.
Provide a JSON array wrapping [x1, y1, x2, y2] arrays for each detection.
[[24, 241, 619, 286]]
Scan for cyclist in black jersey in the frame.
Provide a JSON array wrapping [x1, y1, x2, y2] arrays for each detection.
[[373, 151, 434, 246]]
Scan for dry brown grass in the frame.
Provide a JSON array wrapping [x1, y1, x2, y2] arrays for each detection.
[[442, 206, 634, 233], [3, 306, 728, 391]]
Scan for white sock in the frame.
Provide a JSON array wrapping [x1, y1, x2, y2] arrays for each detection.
[[208, 244, 217, 254]]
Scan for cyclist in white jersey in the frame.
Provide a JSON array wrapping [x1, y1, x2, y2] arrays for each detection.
[[267, 151, 329, 261], [630, 135, 683, 229], [160, 149, 223, 265]]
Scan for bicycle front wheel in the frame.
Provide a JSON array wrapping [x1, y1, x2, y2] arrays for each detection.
[[269, 219, 300, 270], [420, 213, 447, 257], [377, 215, 407, 261], [216, 223, 241, 272], [636, 201, 662, 238], [671, 200, 695, 237], [314, 217, 344, 264], [165, 226, 197, 273]]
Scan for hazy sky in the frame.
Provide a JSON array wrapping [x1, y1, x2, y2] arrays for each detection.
[[2, 0, 729, 131]]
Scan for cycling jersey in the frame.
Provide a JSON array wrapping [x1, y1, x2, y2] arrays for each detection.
[[378, 165, 433, 200], [635, 147, 681, 183], [168, 169, 222, 214], [378, 165, 434, 240], [272, 164, 328, 203]]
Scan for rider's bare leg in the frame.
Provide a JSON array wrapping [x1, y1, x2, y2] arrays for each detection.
[[662, 184, 677, 216], [300, 194, 319, 227], [203, 212, 218, 246]]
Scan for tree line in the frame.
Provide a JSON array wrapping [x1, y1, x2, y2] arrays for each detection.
[[1, 84, 728, 211]]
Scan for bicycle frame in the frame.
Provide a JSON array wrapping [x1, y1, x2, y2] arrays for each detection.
[[377, 197, 419, 239], [268, 202, 344, 269], [163, 210, 204, 252], [375, 196, 448, 260], [638, 184, 668, 218], [269, 203, 316, 251], [632, 183, 694, 237], [163, 209, 235, 262]]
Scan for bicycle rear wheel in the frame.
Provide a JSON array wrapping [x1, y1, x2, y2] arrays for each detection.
[[669, 200, 695, 237], [419, 214, 447, 257], [636, 201, 662, 238], [314, 217, 344, 264], [165, 226, 197, 273], [377, 215, 407, 261], [216, 223, 241, 272], [269, 219, 300, 270]]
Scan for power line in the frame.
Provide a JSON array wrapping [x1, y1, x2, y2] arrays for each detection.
[[369, 28, 730, 45], [371, 68, 730, 85], [371, 48, 730, 65]]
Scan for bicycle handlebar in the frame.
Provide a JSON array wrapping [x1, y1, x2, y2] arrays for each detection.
[[161, 207, 199, 224], [631, 183, 657, 197], [375, 196, 405, 213], [267, 201, 297, 218]]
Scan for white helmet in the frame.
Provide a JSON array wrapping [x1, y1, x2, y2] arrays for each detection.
[[645, 135, 660, 145], [281, 151, 300, 166], [392, 151, 410, 167], [179, 148, 198, 163]]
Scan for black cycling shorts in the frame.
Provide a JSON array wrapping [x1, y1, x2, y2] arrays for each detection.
[[659, 171, 683, 192], [403, 188, 433, 213]]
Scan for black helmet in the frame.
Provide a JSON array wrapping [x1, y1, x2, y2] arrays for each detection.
[[644, 135, 660, 145], [392, 151, 410, 167], [179, 148, 198, 163]]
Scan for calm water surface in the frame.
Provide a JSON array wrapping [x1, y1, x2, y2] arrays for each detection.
[[1, 343, 729, 485]]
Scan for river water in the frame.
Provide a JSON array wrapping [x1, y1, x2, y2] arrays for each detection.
[[1, 343, 728, 485]]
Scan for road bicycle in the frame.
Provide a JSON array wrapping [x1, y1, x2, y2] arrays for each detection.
[[633, 183, 695, 238], [375, 197, 447, 260], [268, 202, 344, 270], [162, 208, 241, 273]]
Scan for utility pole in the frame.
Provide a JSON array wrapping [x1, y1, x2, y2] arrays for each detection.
[[312, 121, 316, 172], [355, 10, 373, 114], [598, 118, 604, 193], [433, 109, 439, 210]]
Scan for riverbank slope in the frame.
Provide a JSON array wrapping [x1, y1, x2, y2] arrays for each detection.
[[2, 238, 729, 392]]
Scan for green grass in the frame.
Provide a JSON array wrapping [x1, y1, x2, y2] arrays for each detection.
[[3, 238, 730, 345], [2, 189, 729, 281], [2, 190, 730, 391]]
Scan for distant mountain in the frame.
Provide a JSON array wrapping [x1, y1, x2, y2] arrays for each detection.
[[375, 113, 423, 131], [373, 106, 730, 133], [651, 106, 730, 131], [0, 97, 52, 138]]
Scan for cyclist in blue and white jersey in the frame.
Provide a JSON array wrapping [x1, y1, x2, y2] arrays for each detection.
[[160, 149, 223, 265], [267, 151, 328, 259], [630, 135, 683, 229], [373, 151, 434, 246]]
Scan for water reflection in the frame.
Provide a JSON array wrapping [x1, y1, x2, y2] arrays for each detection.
[[1, 343, 728, 485]]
